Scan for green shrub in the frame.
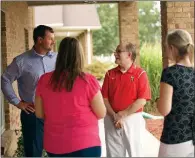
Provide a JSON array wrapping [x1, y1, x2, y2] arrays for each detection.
[[140, 43, 162, 113], [85, 60, 115, 80], [15, 128, 47, 157], [14, 131, 24, 157]]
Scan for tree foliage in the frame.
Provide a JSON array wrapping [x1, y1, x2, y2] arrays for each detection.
[[138, 1, 161, 46], [93, 4, 119, 56], [93, 2, 161, 55]]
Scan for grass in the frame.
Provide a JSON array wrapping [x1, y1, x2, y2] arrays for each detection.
[[140, 43, 162, 113]]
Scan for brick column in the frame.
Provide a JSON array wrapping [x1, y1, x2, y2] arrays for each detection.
[[1, 1, 34, 130], [118, 2, 140, 66], [161, 1, 194, 68]]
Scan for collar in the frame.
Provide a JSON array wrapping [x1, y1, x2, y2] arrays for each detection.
[[115, 63, 136, 74], [31, 47, 55, 58]]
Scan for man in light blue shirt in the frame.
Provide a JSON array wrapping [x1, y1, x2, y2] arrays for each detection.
[[1, 25, 57, 157]]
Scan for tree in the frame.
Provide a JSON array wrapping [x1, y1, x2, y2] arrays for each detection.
[[93, 2, 161, 56], [138, 1, 161, 46], [93, 4, 119, 56]]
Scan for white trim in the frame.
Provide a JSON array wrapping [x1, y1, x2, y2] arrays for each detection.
[[66, 32, 70, 37], [35, 24, 101, 30], [1, 9, 6, 135], [1, 126, 5, 135], [54, 26, 101, 30], [1, 93, 5, 135], [87, 28, 91, 64], [35, 23, 64, 27], [1, 9, 6, 13], [138, 71, 146, 79]]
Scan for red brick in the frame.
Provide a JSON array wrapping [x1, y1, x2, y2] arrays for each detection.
[[190, 12, 194, 18], [168, 24, 176, 29], [174, 12, 191, 18], [167, 7, 182, 13], [182, 7, 194, 12], [175, 23, 186, 29], [190, 33, 194, 41], [174, 18, 194, 23], [187, 29, 194, 33], [174, 2, 191, 7], [1, 1, 34, 130], [186, 23, 193, 29], [167, 13, 175, 18], [119, 1, 140, 64], [167, 2, 174, 7]]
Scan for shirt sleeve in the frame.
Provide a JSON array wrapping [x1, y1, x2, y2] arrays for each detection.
[[36, 75, 44, 97], [87, 75, 101, 102], [101, 72, 109, 99], [160, 68, 174, 86], [1, 58, 22, 105], [137, 71, 151, 101]]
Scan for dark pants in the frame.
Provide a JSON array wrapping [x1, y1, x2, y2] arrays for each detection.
[[47, 146, 101, 157], [21, 111, 44, 157]]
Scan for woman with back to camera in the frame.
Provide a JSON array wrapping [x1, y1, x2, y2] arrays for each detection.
[[34, 37, 106, 157], [157, 29, 194, 157]]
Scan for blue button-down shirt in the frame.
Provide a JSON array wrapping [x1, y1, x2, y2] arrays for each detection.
[[1, 48, 57, 105]]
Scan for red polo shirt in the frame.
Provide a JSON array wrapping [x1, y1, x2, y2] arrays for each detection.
[[101, 64, 151, 112]]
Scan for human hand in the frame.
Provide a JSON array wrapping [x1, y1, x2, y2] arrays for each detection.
[[117, 110, 128, 119], [114, 120, 123, 129], [113, 111, 128, 129], [16, 101, 35, 114]]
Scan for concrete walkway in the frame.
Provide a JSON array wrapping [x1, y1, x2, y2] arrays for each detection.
[[98, 119, 160, 157]]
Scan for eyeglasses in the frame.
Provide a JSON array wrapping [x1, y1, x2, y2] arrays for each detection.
[[114, 50, 128, 54]]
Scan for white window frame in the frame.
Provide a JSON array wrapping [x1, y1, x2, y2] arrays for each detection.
[[1, 9, 6, 134], [1, 94, 5, 134]]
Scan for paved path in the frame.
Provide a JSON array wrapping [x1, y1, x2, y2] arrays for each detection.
[[98, 119, 160, 157]]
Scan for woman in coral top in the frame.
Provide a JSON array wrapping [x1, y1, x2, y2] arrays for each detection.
[[35, 37, 106, 157]]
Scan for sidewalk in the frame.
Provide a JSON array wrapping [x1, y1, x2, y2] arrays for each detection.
[[98, 119, 160, 157]]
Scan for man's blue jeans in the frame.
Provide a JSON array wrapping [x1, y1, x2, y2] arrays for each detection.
[[21, 111, 44, 157]]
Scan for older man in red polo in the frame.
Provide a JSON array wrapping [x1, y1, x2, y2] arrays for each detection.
[[102, 42, 151, 157]]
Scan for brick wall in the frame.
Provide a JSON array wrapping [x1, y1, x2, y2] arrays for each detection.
[[161, 1, 194, 68], [1, 2, 34, 130], [118, 2, 140, 66]]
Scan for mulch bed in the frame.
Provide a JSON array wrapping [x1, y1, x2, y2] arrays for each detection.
[[145, 119, 164, 140]]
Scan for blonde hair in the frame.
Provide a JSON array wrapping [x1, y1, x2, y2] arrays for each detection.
[[166, 29, 194, 66]]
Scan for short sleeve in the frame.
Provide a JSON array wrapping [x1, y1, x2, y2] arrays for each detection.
[[138, 71, 151, 101], [101, 72, 109, 99], [36, 75, 44, 97], [87, 75, 101, 102], [160, 68, 174, 86]]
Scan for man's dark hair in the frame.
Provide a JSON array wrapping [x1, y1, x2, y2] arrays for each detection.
[[33, 25, 54, 44]]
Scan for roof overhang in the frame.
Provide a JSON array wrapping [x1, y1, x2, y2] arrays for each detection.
[[34, 4, 101, 37], [27, 1, 116, 6]]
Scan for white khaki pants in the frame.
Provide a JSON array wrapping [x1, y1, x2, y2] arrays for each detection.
[[104, 113, 146, 157], [158, 140, 194, 157]]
